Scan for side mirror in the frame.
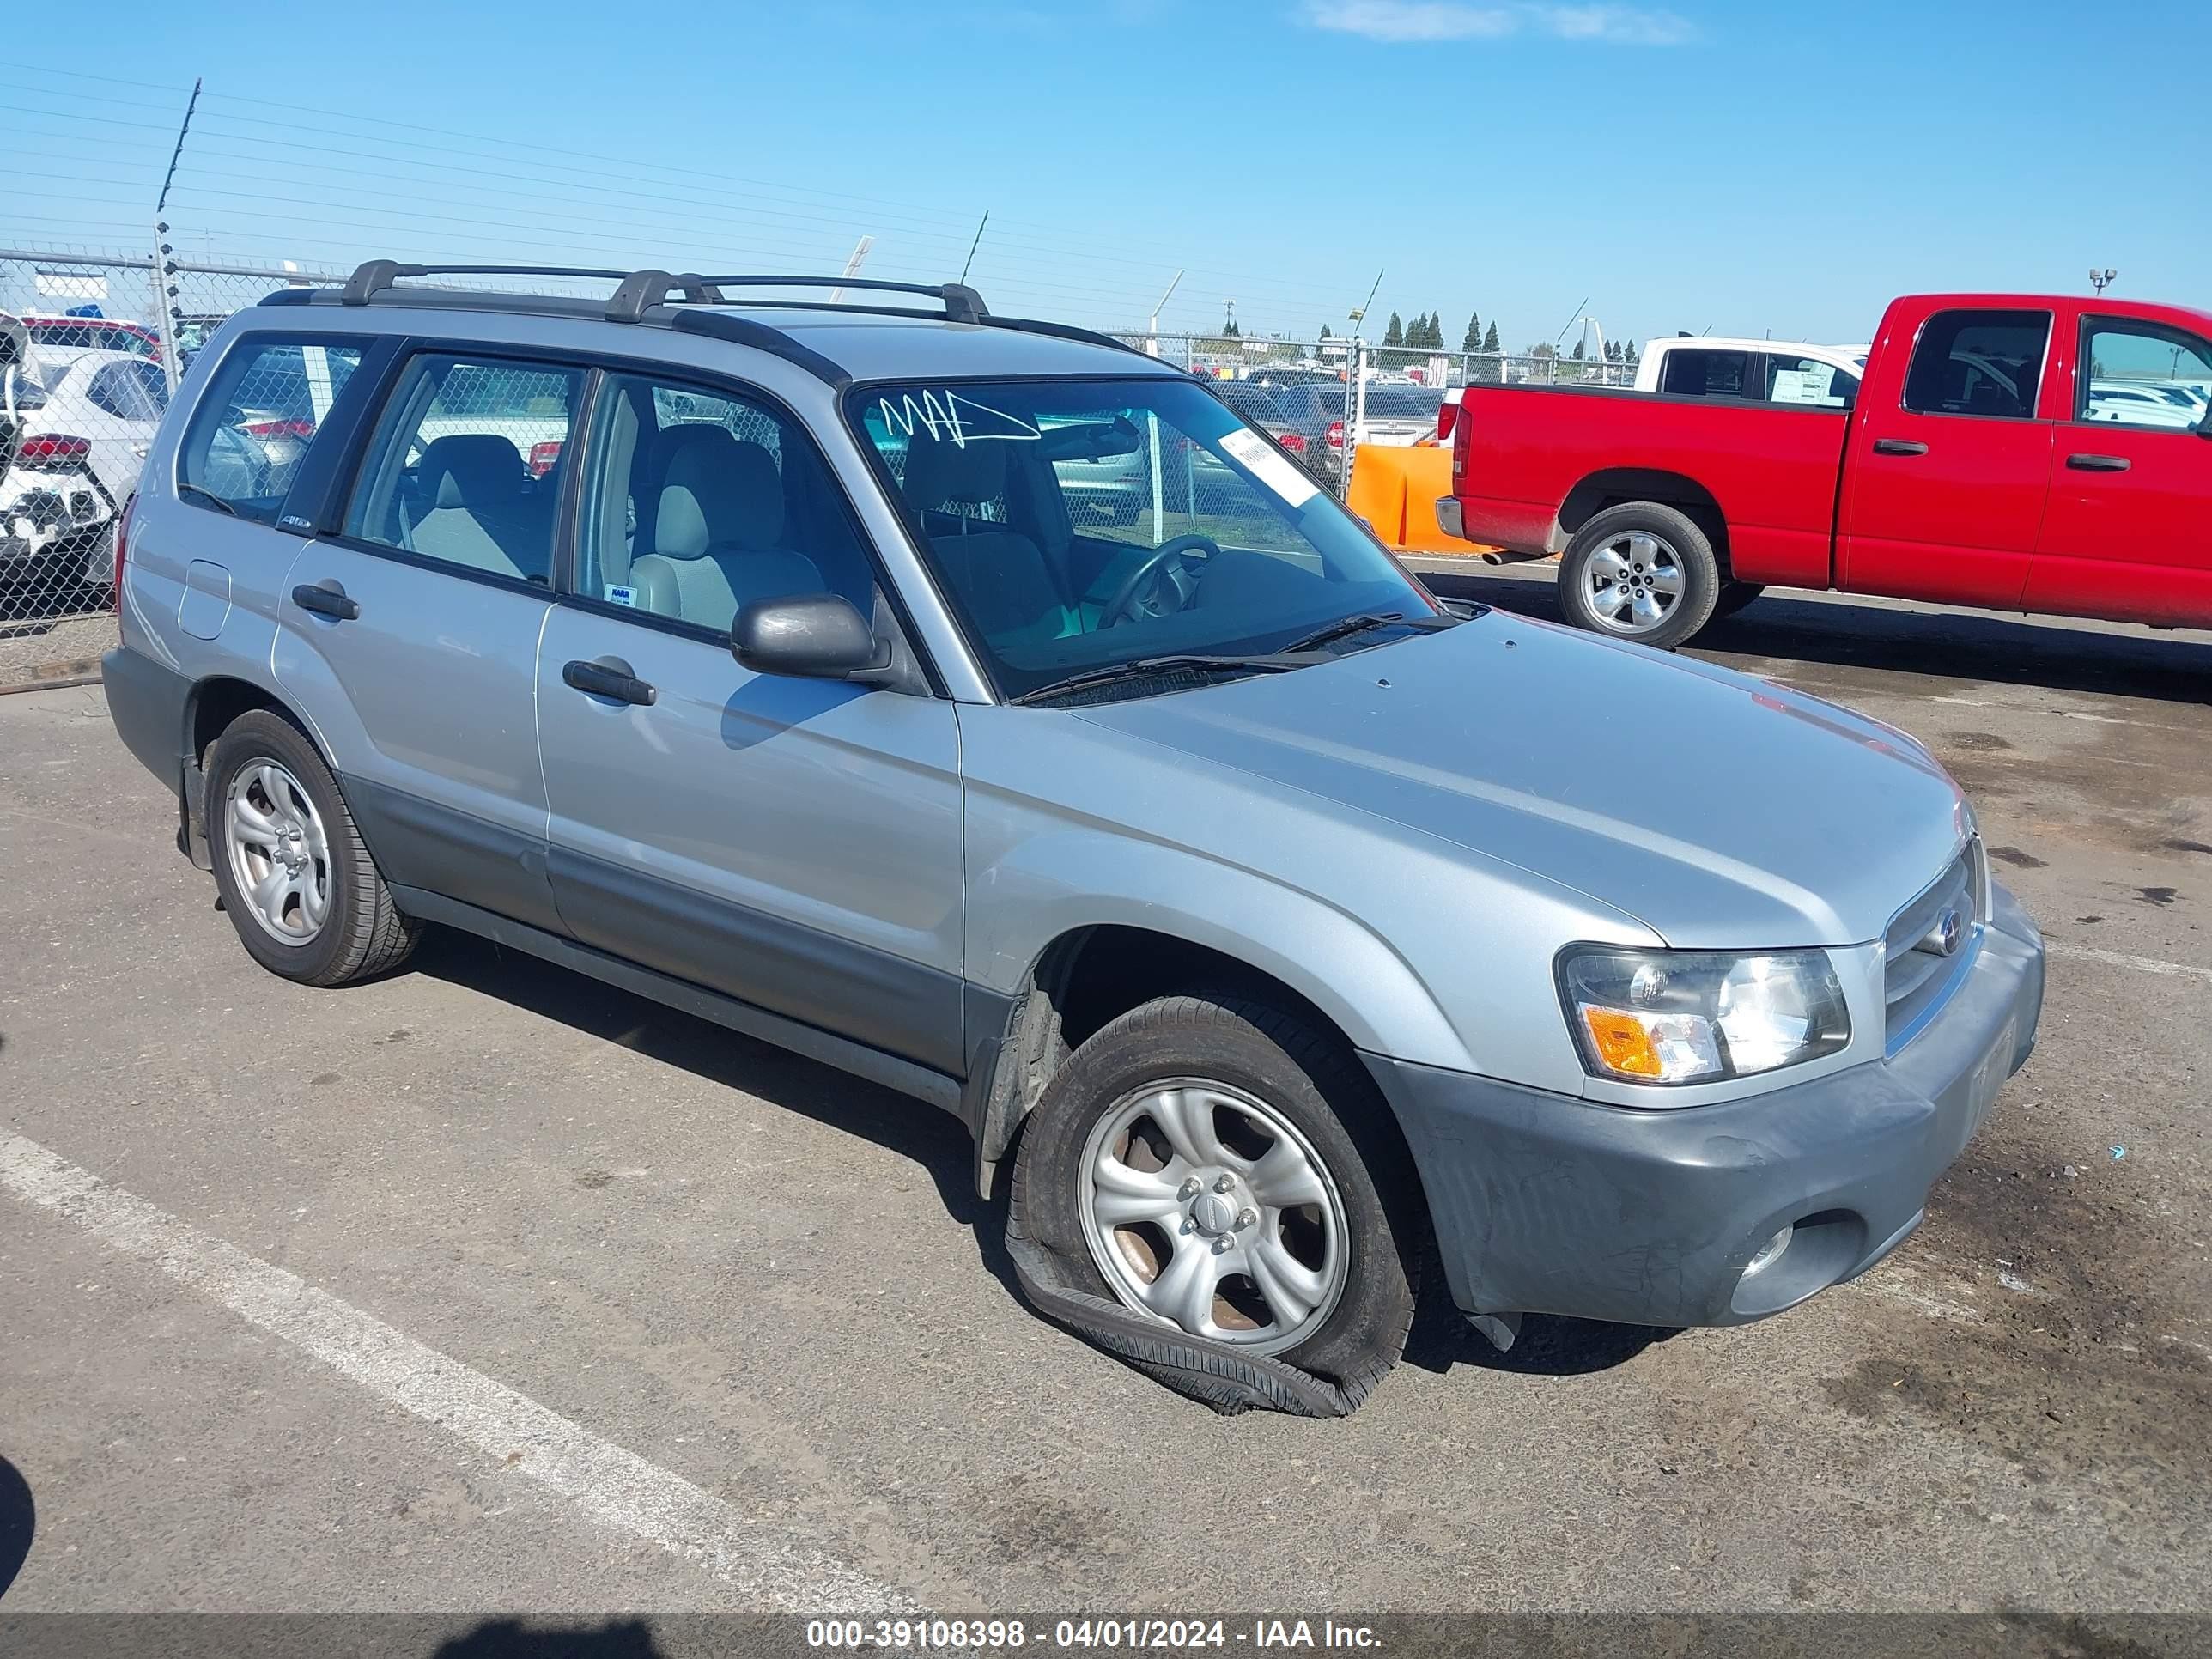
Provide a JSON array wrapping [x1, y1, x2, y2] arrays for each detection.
[[731, 593, 894, 681]]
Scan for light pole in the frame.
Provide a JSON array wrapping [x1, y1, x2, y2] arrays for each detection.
[[2090, 267, 2118, 295]]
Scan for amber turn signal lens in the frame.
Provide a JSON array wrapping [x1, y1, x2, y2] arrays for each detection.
[[1579, 1008, 1665, 1078]]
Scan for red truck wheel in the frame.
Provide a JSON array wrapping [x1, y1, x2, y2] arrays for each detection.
[[1559, 503, 1721, 649]]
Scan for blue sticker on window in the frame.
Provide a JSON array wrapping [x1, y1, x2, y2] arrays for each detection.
[[604, 584, 636, 607]]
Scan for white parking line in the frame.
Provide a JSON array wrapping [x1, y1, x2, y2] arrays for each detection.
[[2046, 941, 2212, 985], [0, 1129, 911, 1614]]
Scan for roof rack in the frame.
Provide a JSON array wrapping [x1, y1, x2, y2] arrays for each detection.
[[604, 270, 988, 326], [340, 261, 635, 306], [340, 260, 991, 328], [313, 258, 1164, 386]]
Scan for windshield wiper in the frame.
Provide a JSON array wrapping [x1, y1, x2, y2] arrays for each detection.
[[1013, 653, 1303, 708], [175, 483, 239, 517], [1278, 610, 1460, 655], [1278, 611, 1407, 653]]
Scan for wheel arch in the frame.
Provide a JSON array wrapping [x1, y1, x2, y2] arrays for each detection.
[[179, 674, 341, 866], [967, 901, 1466, 1198], [1553, 468, 1731, 572]]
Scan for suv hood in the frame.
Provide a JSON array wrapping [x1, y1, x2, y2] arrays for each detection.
[[1073, 611, 1969, 948]]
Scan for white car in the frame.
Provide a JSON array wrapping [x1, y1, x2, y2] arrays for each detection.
[[1636, 337, 1863, 407], [2, 345, 169, 596], [2084, 379, 2204, 429]]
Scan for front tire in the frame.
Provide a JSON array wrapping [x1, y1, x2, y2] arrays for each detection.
[[204, 709, 420, 987], [1558, 501, 1721, 649], [1012, 993, 1419, 1400]]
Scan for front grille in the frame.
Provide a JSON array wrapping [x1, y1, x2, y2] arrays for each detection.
[[1883, 842, 1983, 1053]]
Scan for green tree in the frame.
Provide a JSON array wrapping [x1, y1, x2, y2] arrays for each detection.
[[1318, 323, 1333, 341], [1571, 338, 1586, 361], [1483, 321, 1500, 351], [1461, 311, 1481, 352], [1625, 339, 1638, 363], [1424, 312, 1443, 349], [1383, 311, 1404, 348]]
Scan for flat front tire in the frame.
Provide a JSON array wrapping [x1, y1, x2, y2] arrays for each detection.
[[204, 709, 420, 987], [1012, 993, 1419, 1400], [1558, 501, 1722, 649]]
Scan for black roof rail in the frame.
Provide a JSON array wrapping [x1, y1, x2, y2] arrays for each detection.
[[668, 309, 848, 386], [974, 315, 1160, 363], [341, 261, 632, 306], [685, 274, 989, 325]]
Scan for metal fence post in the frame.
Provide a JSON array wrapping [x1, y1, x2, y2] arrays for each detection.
[[150, 230, 180, 394], [1346, 339, 1368, 495]]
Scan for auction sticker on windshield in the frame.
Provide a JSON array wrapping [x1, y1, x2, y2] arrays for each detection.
[[1218, 427, 1319, 508]]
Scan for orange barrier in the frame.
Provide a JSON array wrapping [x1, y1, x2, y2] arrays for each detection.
[[1344, 443, 1493, 556]]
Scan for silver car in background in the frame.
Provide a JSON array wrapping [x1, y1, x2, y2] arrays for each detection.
[[101, 261, 2044, 1417]]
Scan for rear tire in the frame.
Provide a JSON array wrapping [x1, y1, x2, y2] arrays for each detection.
[[1558, 501, 1721, 649], [204, 709, 420, 987], [1012, 993, 1419, 1401]]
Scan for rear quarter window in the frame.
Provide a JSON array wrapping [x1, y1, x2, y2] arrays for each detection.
[[178, 337, 364, 524]]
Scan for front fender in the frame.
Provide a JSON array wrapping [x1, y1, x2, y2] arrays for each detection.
[[969, 823, 1470, 1071]]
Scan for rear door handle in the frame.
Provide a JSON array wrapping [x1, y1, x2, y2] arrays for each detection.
[[562, 658, 657, 707], [1872, 438, 1929, 457], [291, 581, 359, 620], [2066, 453, 2131, 472]]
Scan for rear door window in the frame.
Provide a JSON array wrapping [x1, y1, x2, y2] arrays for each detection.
[[342, 353, 582, 583], [1903, 309, 2050, 419], [1658, 349, 1751, 398], [179, 337, 364, 524]]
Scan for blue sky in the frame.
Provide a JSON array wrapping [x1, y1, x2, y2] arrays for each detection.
[[6, 1, 2207, 349]]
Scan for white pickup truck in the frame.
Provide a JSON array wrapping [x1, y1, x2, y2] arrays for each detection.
[[1632, 336, 1865, 407]]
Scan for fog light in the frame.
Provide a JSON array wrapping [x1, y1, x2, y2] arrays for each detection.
[[1743, 1224, 1794, 1277]]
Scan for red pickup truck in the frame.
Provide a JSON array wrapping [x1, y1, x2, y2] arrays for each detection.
[[1437, 292, 2212, 648]]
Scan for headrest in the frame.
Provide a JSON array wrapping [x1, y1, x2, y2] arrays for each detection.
[[653, 425, 784, 557], [900, 433, 1010, 520], [418, 434, 525, 509]]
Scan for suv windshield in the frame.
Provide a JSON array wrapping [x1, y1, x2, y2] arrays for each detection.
[[851, 375, 1438, 702]]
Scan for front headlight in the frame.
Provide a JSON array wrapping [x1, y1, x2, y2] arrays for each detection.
[[1556, 945, 1850, 1086]]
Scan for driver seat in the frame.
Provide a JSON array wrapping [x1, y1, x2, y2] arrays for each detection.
[[899, 432, 1070, 642]]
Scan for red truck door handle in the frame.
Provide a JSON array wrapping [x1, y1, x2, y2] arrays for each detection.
[[2065, 453, 2131, 472], [1872, 438, 1929, 457]]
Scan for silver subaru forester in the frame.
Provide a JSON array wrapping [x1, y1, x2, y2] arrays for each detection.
[[101, 262, 2044, 1416]]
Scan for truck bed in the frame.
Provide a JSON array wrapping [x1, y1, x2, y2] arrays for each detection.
[[1450, 384, 1854, 589]]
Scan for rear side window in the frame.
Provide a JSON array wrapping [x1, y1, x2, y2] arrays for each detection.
[[343, 353, 582, 584], [179, 337, 363, 524], [1658, 349, 1749, 398], [1903, 309, 2050, 419], [1762, 355, 1855, 408], [88, 361, 168, 422]]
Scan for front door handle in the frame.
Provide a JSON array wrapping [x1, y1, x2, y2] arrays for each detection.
[[1872, 438, 1929, 457], [2066, 453, 2131, 472], [291, 581, 359, 620], [562, 657, 657, 707]]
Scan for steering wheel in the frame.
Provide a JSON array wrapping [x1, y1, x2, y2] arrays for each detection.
[[1097, 532, 1220, 629]]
